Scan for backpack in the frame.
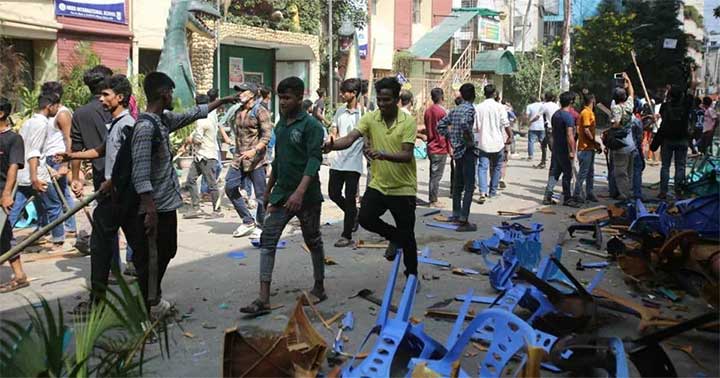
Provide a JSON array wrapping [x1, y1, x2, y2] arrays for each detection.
[[111, 114, 161, 218]]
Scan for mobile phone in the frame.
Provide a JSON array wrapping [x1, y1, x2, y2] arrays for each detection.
[[614, 73, 624, 79]]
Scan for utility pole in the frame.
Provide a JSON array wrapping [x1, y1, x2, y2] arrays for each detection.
[[216, 0, 222, 92], [559, 0, 571, 91], [328, 0, 333, 103], [521, 0, 532, 52]]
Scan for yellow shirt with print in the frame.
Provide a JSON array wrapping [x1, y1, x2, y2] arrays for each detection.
[[357, 109, 417, 196]]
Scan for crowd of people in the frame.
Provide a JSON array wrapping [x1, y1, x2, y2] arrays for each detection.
[[0, 64, 716, 320]]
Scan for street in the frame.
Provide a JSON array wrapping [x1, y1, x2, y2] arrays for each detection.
[[0, 135, 717, 377]]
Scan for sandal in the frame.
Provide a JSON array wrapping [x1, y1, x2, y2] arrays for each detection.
[[308, 288, 328, 304], [0, 278, 29, 293], [239, 299, 271, 317]]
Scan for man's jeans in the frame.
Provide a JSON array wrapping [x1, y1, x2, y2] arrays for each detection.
[[573, 150, 595, 199], [633, 152, 645, 199], [545, 153, 573, 200], [259, 203, 324, 283], [36, 178, 65, 243], [46, 157, 76, 233], [452, 152, 476, 222], [610, 150, 635, 199], [428, 154, 447, 203], [9, 186, 40, 229], [183, 158, 220, 208], [225, 165, 266, 226], [477, 149, 504, 196], [328, 169, 361, 240], [528, 130, 546, 162], [660, 141, 688, 194], [201, 158, 222, 194], [359, 187, 418, 277]]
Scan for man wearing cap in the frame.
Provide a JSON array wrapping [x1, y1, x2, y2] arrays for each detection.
[[225, 83, 273, 238]]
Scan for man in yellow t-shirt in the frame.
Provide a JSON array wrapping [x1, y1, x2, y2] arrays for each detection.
[[573, 94, 600, 202], [324, 77, 419, 278]]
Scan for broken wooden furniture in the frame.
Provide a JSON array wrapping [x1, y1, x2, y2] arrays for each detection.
[[221, 296, 328, 377]]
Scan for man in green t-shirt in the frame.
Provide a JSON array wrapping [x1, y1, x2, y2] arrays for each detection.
[[324, 77, 419, 278], [240, 77, 326, 315]]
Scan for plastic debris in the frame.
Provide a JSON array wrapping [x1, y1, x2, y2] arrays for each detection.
[[227, 251, 246, 259]]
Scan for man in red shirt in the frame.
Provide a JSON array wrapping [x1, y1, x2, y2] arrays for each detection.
[[422, 88, 449, 207]]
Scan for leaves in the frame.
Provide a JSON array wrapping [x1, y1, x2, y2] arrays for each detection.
[[0, 272, 169, 377], [504, 46, 561, 113]]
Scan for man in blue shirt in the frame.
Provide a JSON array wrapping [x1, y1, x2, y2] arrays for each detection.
[[543, 91, 581, 207]]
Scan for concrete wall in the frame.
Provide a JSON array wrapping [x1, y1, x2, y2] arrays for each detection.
[[371, 0, 396, 70], [395, 0, 413, 50], [411, 0, 435, 45], [0, 0, 60, 40], [132, 0, 172, 50]]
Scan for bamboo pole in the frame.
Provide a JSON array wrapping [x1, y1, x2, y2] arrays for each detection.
[[0, 191, 101, 265], [631, 49, 656, 126]]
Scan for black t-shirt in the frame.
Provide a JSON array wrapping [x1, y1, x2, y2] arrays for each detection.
[[659, 96, 692, 141], [551, 109, 575, 155], [0, 129, 25, 191]]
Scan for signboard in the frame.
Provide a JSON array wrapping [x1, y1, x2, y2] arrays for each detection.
[[478, 17, 501, 44], [228, 57, 244, 88], [55, 0, 126, 24], [357, 27, 368, 59], [663, 38, 678, 49]]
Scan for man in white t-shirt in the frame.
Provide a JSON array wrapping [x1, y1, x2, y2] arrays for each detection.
[[525, 98, 545, 163], [328, 79, 364, 247], [40, 82, 77, 236], [473, 84, 511, 203], [537, 92, 560, 169]]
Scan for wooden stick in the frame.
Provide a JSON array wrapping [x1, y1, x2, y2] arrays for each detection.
[[631, 50, 656, 125], [0, 191, 101, 265]]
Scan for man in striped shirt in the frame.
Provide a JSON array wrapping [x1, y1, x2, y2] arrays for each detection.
[[128, 72, 242, 313]]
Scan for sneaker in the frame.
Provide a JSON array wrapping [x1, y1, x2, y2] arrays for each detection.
[[150, 298, 173, 320], [542, 195, 557, 205], [563, 199, 582, 208], [499, 181, 506, 190], [183, 208, 202, 219], [207, 210, 224, 219], [250, 227, 262, 239], [384, 241, 399, 261], [456, 222, 477, 232], [526, 157, 533, 161], [476, 194, 487, 204], [534, 162, 546, 169], [233, 224, 256, 238], [334, 237, 353, 247]]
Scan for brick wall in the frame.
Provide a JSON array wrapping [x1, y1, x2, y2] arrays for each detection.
[[57, 33, 130, 75]]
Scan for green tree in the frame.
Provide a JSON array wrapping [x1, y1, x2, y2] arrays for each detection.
[[626, 0, 688, 95], [503, 46, 561, 114], [572, 3, 635, 104]]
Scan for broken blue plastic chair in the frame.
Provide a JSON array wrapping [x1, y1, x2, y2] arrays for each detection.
[[629, 198, 662, 234], [418, 247, 451, 267], [407, 309, 538, 378], [341, 250, 446, 377], [427, 221, 460, 230], [664, 194, 719, 238]]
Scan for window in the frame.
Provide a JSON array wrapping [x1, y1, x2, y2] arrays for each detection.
[[413, 0, 422, 23], [372, 0, 378, 15]]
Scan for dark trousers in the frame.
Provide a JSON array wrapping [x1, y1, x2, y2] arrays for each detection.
[[545, 152, 573, 200], [452, 152, 476, 222], [90, 198, 134, 301], [183, 158, 220, 208], [359, 187, 418, 277], [328, 169, 361, 240], [125, 211, 177, 307]]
